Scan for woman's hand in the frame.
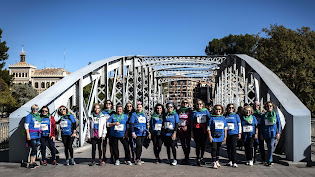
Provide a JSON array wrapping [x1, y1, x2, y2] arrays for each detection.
[[182, 126, 187, 131], [115, 122, 120, 126], [254, 134, 258, 140], [51, 136, 55, 142], [276, 133, 280, 139], [27, 135, 31, 141], [209, 136, 213, 143], [148, 133, 151, 139], [71, 133, 76, 137], [223, 137, 226, 142], [238, 133, 241, 140], [171, 133, 176, 141], [132, 133, 137, 139]]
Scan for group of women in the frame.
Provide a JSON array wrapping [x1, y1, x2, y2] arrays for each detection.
[[24, 99, 281, 169]]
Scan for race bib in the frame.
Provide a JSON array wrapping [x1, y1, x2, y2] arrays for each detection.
[[265, 119, 274, 126], [179, 114, 188, 119], [40, 124, 48, 131], [179, 119, 186, 126], [243, 125, 253, 132], [104, 115, 110, 120], [138, 116, 146, 123], [154, 124, 162, 131], [34, 121, 40, 128], [60, 121, 68, 128], [227, 123, 234, 130], [114, 124, 124, 131], [215, 122, 224, 130], [197, 116, 206, 123], [94, 120, 99, 125], [164, 122, 173, 130]]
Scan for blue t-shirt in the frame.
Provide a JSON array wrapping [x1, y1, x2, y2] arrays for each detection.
[[40, 116, 51, 137], [150, 113, 163, 135], [130, 112, 147, 136], [25, 113, 41, 139], [59, 114, 76, 136], [225, 113, 241, 136], [108, 114, 128, 138], [209, 115, 227, 142], [162, 113, 179, 136], [241, 115, 257, 140], [191, 110, 211, 129], [261, 113, 281, 139]]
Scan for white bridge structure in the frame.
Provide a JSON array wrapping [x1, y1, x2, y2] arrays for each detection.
[[9, 55, 311, 163]]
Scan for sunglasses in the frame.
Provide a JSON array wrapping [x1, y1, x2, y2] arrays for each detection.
[[197, 103, 203, 105], [42, 110, 48, 113], [32, 108, 39, 111], [184, 102, 188, 104], [215, 108, 222, 111], [106, 103, 111, 105], [167, 106, 173, 108], [59, 108, 66, 112], [244, 110, 251, 112], [267, 105, 273, 108], [228, 107, 234, 109]]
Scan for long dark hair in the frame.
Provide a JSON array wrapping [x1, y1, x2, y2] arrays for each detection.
[[154, 103, 165, 115], [40, 105, 50, 116]]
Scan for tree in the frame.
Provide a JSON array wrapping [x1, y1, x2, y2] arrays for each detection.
[[11, 84, 38, 106], [0, 29, 12, 86], [0, 78, 16, 113]]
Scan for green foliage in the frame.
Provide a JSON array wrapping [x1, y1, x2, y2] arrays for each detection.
[[0, 78, 16, 113], [205, 24, 315, 117], [11, 84, 38, 106], [0, 69, 13, 86], [0, 29, 9, 69]]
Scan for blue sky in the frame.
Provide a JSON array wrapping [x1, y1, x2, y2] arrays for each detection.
[[1, 0, 314, 72]]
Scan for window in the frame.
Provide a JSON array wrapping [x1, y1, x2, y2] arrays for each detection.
[[35, 82, 38, 88], [46, 82, 50, 88], [25, 73, 28, 77], [19, 73, 21, 77], [41, 82, 45, 88], [13, 73, 15, 77], [22, 73, 24, 77]]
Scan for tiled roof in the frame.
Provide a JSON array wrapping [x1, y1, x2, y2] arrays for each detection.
[[9, 62, 36, 68], [33, 68, 71, 76]]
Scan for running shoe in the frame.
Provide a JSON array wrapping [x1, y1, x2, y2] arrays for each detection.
[[200, 158, 206, 165], [171, 160, 177, 166], [216, 161, 221, 168], [99, 159, 103, 166], [249, 160, 253, 166], [89, 161, 95, 166], [115, 160, 120, 166], [226, 161, 232, 167], [70, 158, 76, 165], [33, 162, 39, 166], [126, 161, 132, 165], [212, 162, 218, 169], [65, 160, 70, 166], [233, 163, 238, 168], [52, 160, 58, 165], [42, 160, 47, 166], [28, 163, 36, 169], [135, 159, 141, 165]]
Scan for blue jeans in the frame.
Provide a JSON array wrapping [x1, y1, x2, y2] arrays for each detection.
[[265, 137, 276, 162], [40, 136, 56, 160]]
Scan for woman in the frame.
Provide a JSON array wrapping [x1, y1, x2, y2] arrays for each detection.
[[57, 105, 76, 166], [241, 105, 258, 166], [124, 102, 136, 162], [253, 101, 265, 163], [224, 103, 241, 168], [102, 100, 115, 164], [162, 103, 179, 166], [177, 100, 192, 165], [261, 101, 281, 167], [130, 103, 149, 165], [149, 103, 165, 163], [25, 104, 41, 169], [39, 106, 58, 166], [208, 104, 227, 169], [108, 105, 132, 165], [87, 103, 107, 166], [191, 99, 211, 166], [206, 103, 213, 113]]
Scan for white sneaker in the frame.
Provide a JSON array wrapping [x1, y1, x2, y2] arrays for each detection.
[[171, 160, 177, 166], [213, 162, 218, 169], [135, 159, 141, 165], [141, 160, 145, 164], [216, 161, 221, 168], [115, 160, 120, 166], [126, 161, 132, 165], [249, 160, 253, 166], [245, 161, 249, 165], [233, 163, 238, 168], [226, 161, 232, 167]]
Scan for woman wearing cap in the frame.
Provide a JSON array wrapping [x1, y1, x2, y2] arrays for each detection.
[[191, 99, 211, 166], [253, 101, 265, 163], [260, 101, 281, 167], [39, 106, 58, 166], [162, 102, 179, 166], [208, 104, 227, 169], [149, 103, 165, 163], [87, 103, 107, 166], [24, 104, 41, 169], [177, 100, 192, 165], [130, 103, 149, 165], [108, 105, 132, 166], [124, 102, 136, 162], [56, 105, 76, 166], [241, 105, 258, 166], [102, 100, 115, 164], [224, 103, 241, 168]]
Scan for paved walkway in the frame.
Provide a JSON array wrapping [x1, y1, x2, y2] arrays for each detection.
[[0, 141, 314, 177]]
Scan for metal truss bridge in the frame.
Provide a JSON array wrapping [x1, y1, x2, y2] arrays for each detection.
[[9, 55, 311, 163]]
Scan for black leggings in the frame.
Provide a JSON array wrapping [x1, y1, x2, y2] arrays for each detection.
[[178, 129, 191, 160], [128, 134, 135, 160], [29, 139, 40, 156], [135, 136, 145, 160], [254, 129, 265, 162], [226, 134, 238, 163], [91, 138, 102, 161], [163, 136, 177, 160], [40, 136, 56, 160], [103, 134, 113, 161], [193, 128, 207, 160], [244, 137, 254, 160], [62, 135, 74, 160], [211, 142, 222, 162], [112, 137, 131, 161], [152, 134, 163, 159]]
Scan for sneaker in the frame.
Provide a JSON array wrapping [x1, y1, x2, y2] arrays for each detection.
[[28, 163, 36, 169], [213, 162, 218, 169], [98, 159, 103, 166], [233, 163, 238, 168], [154, 159, 160, 164], [126, 161, 132, 165], [141, 160, 145, 164], [42, 160, 47, 166], [158, 159, 162, 163], [115, 160, 120, 166], [89, 161, 95, 166], [216, 161, 221, 168], [249, 160, 253, 166], [200, 158, 206, 165], [65, 160, 70, 166], [33, 162, 39, 167], [52, 160, 58, 165], [226, 161, 232, 167], [135, 159, 141, 165], [110, 158, 114, 164], [196, 160, 201, 166], [267, 161, 272, 167], [171, 160, 177, 166], [70, 158, 76, 165], [245, 161, 249, 165]]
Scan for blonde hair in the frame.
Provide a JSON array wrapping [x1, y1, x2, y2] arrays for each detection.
[[243, 105, 254, 114]]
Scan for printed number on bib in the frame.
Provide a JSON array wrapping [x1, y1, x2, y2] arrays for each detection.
[[60, 121, 68, 128], [40, 124, 48, 131], [179, 114, 188, 119], [227, 123, 234, 130], [138, 116, 146, 123], [197, 116, 206, 123], [264, 119, 274, 126], [243, 125, 253, 132], [215, 122, 224, 130], [179, 119, 186, 126], [114, 124, 124, 131], [154, 124, 162, 131], [164, 122, 173, 129], [34, 121, 41, 128]]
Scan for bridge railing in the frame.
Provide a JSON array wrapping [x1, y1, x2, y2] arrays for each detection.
[[0, 121, 9, 150], [214, 54, 311, 162]]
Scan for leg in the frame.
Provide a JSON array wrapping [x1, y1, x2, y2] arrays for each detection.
[[97, 138, 103, 160], [112, 137, 119, 161], [171, 139, 177, 160], [258, 135, 266, 162], [266, 138, 276, 163], [193, 129, 201, 160], [157, 135, 163, 159], [216, 142, 222, 161], [164, 136, 171, 160], [68, 137, 75, 159], [211, 142, 218, 162], [231, 134, 238, 163], [135, 136, 144, 160], [120, 138, 131, 161], [102, 136, 108, 161], [91, 138, 97, 162], [40, 136, 47, 161], [200, 132, 207, 159], [62, 136, 69, 160], [29, 139, 38, 164], [47, 137, 56, 161]]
